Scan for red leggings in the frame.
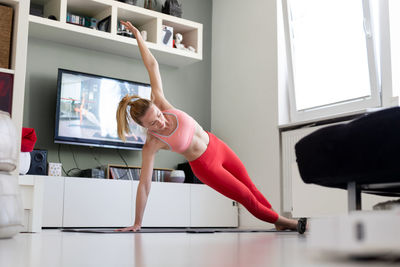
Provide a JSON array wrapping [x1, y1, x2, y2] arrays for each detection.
[[189, 132, 279, 223]]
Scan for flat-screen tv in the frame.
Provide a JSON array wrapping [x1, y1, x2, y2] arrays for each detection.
[[54, 68, 151, 150]]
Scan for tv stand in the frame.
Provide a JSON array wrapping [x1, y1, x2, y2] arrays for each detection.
[[34, 175, 238, 228]]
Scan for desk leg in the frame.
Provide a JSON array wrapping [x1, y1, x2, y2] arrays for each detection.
[[348, 182, 361, 211]]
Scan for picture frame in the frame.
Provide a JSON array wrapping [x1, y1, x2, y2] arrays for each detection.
[[0, 72, 14, 115]]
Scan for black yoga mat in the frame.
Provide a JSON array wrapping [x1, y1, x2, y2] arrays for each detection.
[[62, 228, 294, 234]]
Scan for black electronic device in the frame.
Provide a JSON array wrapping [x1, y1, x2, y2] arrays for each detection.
[[29, 3, 44, 17], [97, 16, 111, 32], [162, 0, 182, 18], [162, 27, 172, 45], [27, 149, 48, 175]]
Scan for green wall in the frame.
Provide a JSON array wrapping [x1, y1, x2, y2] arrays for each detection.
[[211, 0, 280, 227], [23, 0, 212, 175]]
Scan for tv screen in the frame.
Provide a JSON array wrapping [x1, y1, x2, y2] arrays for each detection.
[[54, 68, 151, 150]]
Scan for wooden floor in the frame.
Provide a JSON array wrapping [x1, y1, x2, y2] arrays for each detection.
[[0, 229, 394, 267]]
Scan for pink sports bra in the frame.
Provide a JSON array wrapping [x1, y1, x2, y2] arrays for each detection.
[[149, 108, 196, 153]]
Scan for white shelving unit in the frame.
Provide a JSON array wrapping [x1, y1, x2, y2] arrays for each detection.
[[39, 176, 238, 228], [28, 0, 203, 67], [0, 0, 30, 175], [18, 175, 44, 232], [0, 67, 15, 74]]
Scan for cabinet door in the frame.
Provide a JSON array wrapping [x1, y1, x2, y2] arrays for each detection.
[[63, 178, 132, 227], [139, 182, 190, 227], [42, 176, 65, 227], [190, 184, 238, 227]]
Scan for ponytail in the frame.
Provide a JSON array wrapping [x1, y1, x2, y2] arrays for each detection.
[[116, 94, 152, 141]]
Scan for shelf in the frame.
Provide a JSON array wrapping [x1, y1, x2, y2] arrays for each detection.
[[0, 67, 15, 74], [67, 0, 111, 19], [0, 0, 19, 8], [27, 0, 203, 67], [1, 0, 29, 178]]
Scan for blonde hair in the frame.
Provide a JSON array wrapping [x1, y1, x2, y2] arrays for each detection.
[[116, 94, 152, 141]]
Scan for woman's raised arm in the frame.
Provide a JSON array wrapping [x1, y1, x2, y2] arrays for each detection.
[[120, 20, 172, 111]]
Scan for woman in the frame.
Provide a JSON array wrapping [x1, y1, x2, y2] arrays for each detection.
[[115, 21, 307, 234]]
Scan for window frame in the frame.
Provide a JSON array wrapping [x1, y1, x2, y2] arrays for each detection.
[[282, 0, 382, 122], [381, 0, 398, 107]]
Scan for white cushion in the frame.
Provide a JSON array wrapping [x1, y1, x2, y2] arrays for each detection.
[[0, 111, 18, 173], [19, 152, 31, 175]]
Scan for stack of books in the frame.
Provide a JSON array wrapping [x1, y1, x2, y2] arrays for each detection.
[[108, 165, 172, 182], [66, 12, 97, 29], [109, 166, 140, 180]]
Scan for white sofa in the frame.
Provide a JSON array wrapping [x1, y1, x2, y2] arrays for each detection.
[[0, 111, 24, 238]]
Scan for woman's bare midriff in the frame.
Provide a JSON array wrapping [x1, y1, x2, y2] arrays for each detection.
[[181, 122, 210, 162]]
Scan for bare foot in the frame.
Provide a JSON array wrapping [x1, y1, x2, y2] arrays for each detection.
[[274, 224, 289, 231]]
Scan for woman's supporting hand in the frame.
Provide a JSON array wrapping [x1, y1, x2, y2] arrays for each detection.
[[114, 222, 142, 232], [120, 20, 140, 37]]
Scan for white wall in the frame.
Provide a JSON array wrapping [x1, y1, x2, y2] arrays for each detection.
[[211, 0, 280, 228]]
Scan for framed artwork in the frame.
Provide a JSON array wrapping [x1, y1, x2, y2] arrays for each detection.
[[0, 72, 14, 115]]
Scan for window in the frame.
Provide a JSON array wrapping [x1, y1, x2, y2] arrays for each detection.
[[389, 0, 400, 98], [282, 0, 381, 122]]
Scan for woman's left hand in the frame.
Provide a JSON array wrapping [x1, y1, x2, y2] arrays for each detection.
[[120, 20, 140, 36]]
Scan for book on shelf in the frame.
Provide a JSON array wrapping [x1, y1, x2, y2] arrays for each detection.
[[0, 5, 13, 69], [0, 72, 13, 115], [109, 166, 137, 180], [66, 12, 97, 29], [116, 167, 129, 180], [107, 164, 172, 182]]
